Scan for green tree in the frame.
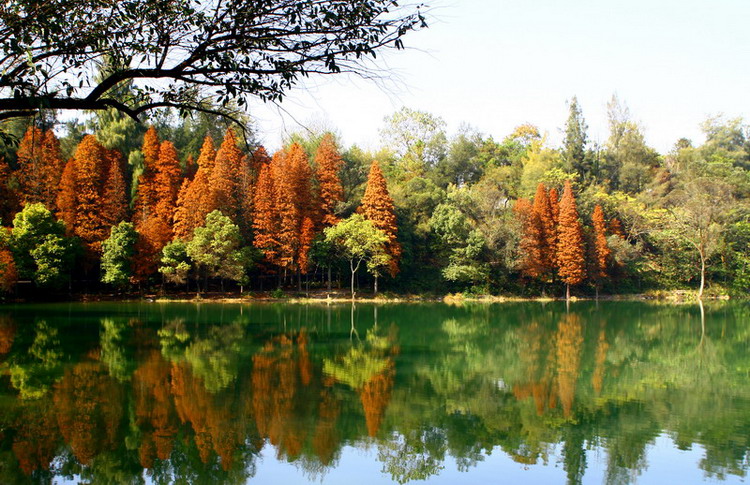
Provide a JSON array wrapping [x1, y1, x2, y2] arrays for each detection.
[[159, 240, 192, 286], [562, 96, 591, 182], [429, 201, 487, 286], [324, 214, 390, 298], [380, 107, 447, 172], [10, 203, 75, 288], [101, 222, 137, 288], [186, 211, 248, 290]]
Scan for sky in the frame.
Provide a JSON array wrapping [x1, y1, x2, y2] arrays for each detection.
[[247, 0, 750, 154]]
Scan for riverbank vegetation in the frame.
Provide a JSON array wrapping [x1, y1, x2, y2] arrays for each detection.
[[0, 96, 748, 300]]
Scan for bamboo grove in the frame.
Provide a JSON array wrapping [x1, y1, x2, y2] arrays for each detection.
[[0, 94, 749, 298]]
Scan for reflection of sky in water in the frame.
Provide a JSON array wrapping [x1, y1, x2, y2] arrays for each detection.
[[247, 435, 738, 485]]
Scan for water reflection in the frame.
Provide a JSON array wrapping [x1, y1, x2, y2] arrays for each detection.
[[0, 302, 748, 484]]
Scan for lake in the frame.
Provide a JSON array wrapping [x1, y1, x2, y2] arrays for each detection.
[[0, 301, 748, 484]]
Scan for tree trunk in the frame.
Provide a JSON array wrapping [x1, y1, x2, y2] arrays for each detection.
[[327, 266, 332, 292], [297, 269, 302, 292], [374, 274, 378, 296], [698, 252, 706, 300], [350, 260, 356, 299], [566, 283, 570, 302]]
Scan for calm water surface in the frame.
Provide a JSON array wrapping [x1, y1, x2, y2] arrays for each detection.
[[0, 301, 748, 484]]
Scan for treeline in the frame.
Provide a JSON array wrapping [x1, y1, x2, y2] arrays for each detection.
[[0, 96, 749, 297]]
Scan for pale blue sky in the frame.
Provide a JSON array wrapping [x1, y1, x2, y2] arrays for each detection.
[[248, 0, 750, 153]]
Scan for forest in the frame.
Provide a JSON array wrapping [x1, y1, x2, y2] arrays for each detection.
[[0, 96, 748, 299]]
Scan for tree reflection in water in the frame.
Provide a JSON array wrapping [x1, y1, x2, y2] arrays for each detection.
[[0, 301, 748, 484]]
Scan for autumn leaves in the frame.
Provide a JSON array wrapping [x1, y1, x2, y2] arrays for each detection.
[[516, 181, 614, 299]]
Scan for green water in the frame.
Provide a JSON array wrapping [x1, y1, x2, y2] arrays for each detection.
[[0, 301, 748, 484]]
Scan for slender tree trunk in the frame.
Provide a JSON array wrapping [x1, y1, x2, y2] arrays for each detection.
[[374, 273, 378, 296], [327, 266, 332, 292], [350, 260, 357, 300], [698, 252, 706, 300], [566, 283, 570, 302]]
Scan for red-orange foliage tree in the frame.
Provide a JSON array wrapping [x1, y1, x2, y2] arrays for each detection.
[[101, 150, 128, 228], [253, 159, 280, 266], [56, 158, 77, 234], [173, 136, 215, 240], [16, 127, 64, 209], [73, 135, 112, 256], [134, 127, 160, 225], [591, 204, 611, 296], [209, 128, 243, 219], [0, 158, 18, 225], [549, 187, 560, 226], [0, 245, 17, 292], [315, 133, 344, 227], [556, 180, 586, 300], [359, 161, 400, 276], [515, 198, 545, 279], [154, 141, 181, 228], [532, 183, 556, 278]]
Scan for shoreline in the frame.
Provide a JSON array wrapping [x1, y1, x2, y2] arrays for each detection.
[[0, 289, 733, 305]]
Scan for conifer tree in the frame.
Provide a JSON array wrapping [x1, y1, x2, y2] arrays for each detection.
[[172, 136, 215, 239], [153, 141, 181, 227], [73, 135, 110, 256], [514, 198, 545, 279], [250, 146, 272, 178], [609, 217, 626, 239], [557, 180, 586, 300], [315, 133, 344, 227], [237, 154, 254, 241], [532, 183, 555, 277], [56, 158, 77, 234], [0, 158, 18, 225], [209, 128, 242, 218], [562, 96, 591, 181], [16, 127, 64, 208], [549, 187, 560, 229], [275, 145, 302, 272], [591, 204, 611, 296], [253, 160, 280, 265], [101, 150, 128, 227], [360, 161, 401, 276], [287, 142, 317, 275], [134, 127, 160, 225]]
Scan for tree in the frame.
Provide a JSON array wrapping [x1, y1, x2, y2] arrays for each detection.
[[380, 107, 447, 170], [557, 181, 586, 300], [663, 177, 734, 299], [133, 127, 160, 226], [514, 198, 545, 280], [101, 222, 137, 288], [0, 157, 18, 225], [591, 205, 611, 297], [0, 1, 425, 121], [16, 127, 64, 208], [429, 202, 487, 286], [0, 240, 17, 292], [324, 214, 390, 298], [10, 203, 75, 288], [208, 129, 243, 219], [159, 240, 192, 286], [173, 136, 215, 239], [101, 149, 128, 227], [56, 158, 77, 233], [532, 183, 556, 277], [153, 141, 181, 227], [315, 133, 345, 227], [562, 96, 590, 181], [253, 161, 280, 266], [71, 135, 112, 257], [186, 211, 248, 289], [360, 161, 401, 277]]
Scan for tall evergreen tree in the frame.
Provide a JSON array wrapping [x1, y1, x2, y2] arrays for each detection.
[[172, 136, 215, 239], [153, 141, 181, 228], [101, 149, 128, 228], [532, 183, 555, 277], [562, 97, 591, 181], [253, 159, 280, 266], [556, 180, 586, 300], [209, 128, 243, 219]]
